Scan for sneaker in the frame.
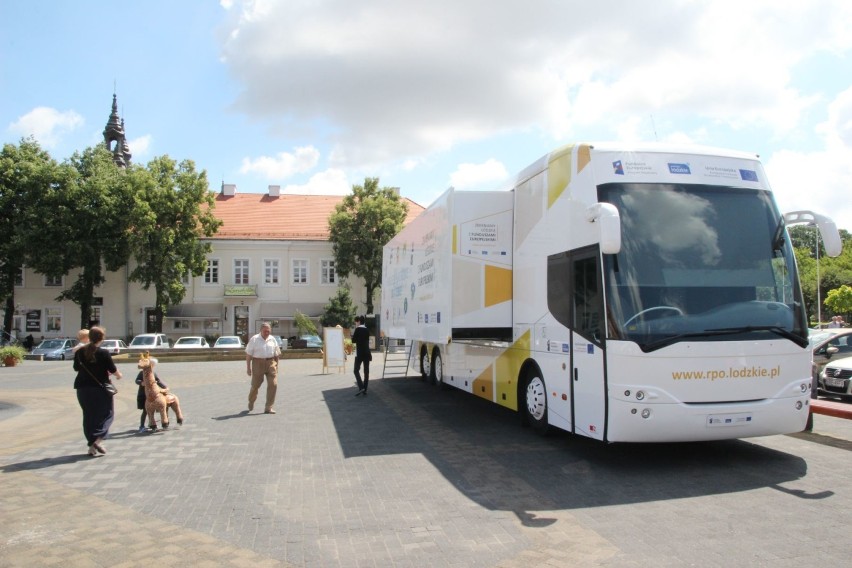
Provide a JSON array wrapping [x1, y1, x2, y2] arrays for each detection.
[[138, 426, 146, 434], [264, 409, 276, 414]]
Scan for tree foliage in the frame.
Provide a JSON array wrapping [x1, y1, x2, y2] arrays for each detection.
[[321, 285, 357, 328], [127, 156, 222, 332], [791, 225, 852, 324], [0, 138, 61, 337], [294, 310, 318, 336], [825, 285, 852, 317], [327, 177, 408, 315]]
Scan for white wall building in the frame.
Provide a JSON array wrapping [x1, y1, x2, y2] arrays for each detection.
[[6, 184, 423, 345]]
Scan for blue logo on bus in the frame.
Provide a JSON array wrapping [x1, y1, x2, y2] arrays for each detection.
[[739, 169, 758, 181], [612, 160, 624, 175], [668, 163, 691, 174]]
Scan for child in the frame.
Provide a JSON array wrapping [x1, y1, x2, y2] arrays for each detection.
[[72, 329, 89, 353], [135, 359, 183, 432]]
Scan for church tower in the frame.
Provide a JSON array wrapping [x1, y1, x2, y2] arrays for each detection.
[[103, 94, 132, 167]]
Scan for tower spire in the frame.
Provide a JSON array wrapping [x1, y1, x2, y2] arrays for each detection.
[[103, 93, 131, 168]]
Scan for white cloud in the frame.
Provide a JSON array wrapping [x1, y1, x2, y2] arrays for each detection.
[[765, 87, 852, 231], [283, 168, 350, 195], [449, 159, 509, 190], [219, 1, 852, 168], [239, 145, 320, 178], [128, 135, 152, 158], [7, 107, 83, 148]]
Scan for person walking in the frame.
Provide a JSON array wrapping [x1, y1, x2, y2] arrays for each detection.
[[245, 322, 281, 413], [352, 316, 372, 396], [72, 326, 122, 456]]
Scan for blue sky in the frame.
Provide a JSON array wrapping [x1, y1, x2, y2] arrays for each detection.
[[2, 1, 852, 229]]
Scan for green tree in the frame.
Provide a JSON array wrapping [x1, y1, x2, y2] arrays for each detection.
[[0, 138, 61, 339], [321, 285, 357, 328], [294, 310, 318, 336], [328, 177, 408, 315], [127, 156, 221, 332], [825, 284, 852, 319], [21, 145, 132, 329]]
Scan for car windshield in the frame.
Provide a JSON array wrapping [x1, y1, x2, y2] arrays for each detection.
[[219, 338, 238, 345], [178, 338, 200, 345], [38, 340, 65, 349], [131, 336, 156, 346]]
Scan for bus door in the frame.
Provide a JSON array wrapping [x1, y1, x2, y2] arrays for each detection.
[[570, 248, 607, 440], [548, 246, 607, 439]]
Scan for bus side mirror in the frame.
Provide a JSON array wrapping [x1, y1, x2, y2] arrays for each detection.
[[784, 210, 842, 257], [586, 203, 621, 254]]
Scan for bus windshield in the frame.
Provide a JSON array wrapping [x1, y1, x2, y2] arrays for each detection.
[[599, 183, 808, 352]]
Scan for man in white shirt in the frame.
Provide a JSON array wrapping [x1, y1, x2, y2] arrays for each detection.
[[244, 322, 281, 414]]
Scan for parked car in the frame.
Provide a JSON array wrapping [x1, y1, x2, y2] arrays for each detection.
[[100, 339, 127, 355], [819, 355, 852, 401], [173, 336, 210, 349], [810, 328, 852, 377], [213, 336, 245, 349], [127, 333, 171, 350], [300, 334, 323, 348], [31, 338, 78, 360]]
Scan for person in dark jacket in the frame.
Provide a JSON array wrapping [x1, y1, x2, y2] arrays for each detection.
[[352, 316, 372, 396], [73, 326, 122, 456]]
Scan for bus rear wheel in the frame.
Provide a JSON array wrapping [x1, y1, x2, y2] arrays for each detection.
[[524, 372, 549, 435], [420, 349, 431, 381]]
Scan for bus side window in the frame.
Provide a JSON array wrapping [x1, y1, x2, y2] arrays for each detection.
[[573, 255, 603, 343], [547, 252, 572, 329]]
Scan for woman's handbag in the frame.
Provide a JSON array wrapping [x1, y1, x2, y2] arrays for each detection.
[[79, 359, 118, 395]]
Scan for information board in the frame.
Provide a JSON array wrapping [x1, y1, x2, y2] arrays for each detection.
[[322, 327, 346, 373]]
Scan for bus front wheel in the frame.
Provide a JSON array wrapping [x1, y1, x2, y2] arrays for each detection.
[[419, 349, 430, 381], [430, 349, 444, 388], [524, 372, 549, 435]]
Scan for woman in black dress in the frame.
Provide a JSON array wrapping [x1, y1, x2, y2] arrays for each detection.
[[73, 326, 123, 456]]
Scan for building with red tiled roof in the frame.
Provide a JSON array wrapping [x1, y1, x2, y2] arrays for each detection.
[[7, 183, 424, 345]]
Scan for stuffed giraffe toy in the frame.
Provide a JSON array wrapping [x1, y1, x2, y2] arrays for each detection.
[[138, 351, 184, 431]]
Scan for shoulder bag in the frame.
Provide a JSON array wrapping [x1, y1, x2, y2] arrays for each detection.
[[79, 357, 118, 395]]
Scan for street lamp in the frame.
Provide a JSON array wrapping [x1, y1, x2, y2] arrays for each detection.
[[812, 224, 821, 327]]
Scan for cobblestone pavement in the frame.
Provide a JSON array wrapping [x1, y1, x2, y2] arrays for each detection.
[[2, 357, 851, 567]]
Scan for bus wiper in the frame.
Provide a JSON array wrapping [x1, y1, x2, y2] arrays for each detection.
[[642, 326, 806, 352], [706, 325, 807, 347]]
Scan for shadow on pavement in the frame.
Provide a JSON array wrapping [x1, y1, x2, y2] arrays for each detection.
[[2, 452, 94, 472], [324, 375, 812, 513]]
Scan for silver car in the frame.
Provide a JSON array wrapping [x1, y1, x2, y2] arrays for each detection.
[[819, 355, 852, 401], [31, 338, 78, 360]]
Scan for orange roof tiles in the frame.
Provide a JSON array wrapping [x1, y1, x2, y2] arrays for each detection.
[[206, 193, 425, 241]]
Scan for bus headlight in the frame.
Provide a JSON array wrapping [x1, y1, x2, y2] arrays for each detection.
[[795, 401, 803, 410], [800, 383, 809, 393], [641, 408, 651, 419], [635, 391, 645, 401]]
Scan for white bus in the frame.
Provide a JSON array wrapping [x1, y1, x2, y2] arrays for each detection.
[[381, 143, 841, 442]]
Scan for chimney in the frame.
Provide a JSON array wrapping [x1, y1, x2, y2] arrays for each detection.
[[221, 183, 236, 196], [268, 184, 281, 197]]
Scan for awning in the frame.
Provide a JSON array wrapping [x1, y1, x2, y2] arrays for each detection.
[[165, 303, 224, 319], [260, 302, 325, 319]]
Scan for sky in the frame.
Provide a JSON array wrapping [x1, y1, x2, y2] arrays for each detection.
[[2, 0, 852, 230]]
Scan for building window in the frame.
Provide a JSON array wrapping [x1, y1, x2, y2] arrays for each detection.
[[292, 259, 308, 285], [44, 274, 63, 287], [180, 271, 190, 285], [14, 267, 24, 287], [321, 259, 336, 285], [46, 308, 62, 332], [89, 306, 102, 327], [205, 259, 219, 284], [173, 319, 190, 330], [234, 259, 249, 285], [264, 259, 280, 285]]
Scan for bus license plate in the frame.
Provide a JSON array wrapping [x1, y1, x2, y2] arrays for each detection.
[[707, 413, 753, 427]]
